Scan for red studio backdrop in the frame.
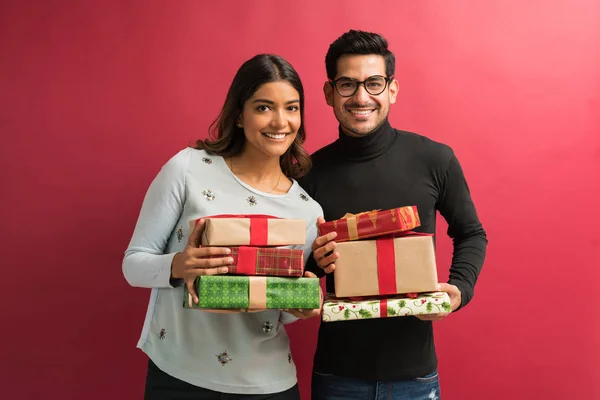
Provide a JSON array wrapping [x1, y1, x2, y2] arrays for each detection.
[[1, 1, 599, 399]]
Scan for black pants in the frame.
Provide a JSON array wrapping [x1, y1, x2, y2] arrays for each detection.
[[144, 359, 301, 400]]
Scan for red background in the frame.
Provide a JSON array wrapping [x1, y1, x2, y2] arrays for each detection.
[[1, 1, 599, 399]]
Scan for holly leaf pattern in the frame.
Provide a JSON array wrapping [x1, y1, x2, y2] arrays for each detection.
[[322, 292, 455, 322]]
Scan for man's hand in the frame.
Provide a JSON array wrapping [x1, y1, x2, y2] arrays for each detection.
[[311, 217, 338, 274], [282, 271, 323, 319], [415, 283, 462, 321], [171, 219, 234, 304]]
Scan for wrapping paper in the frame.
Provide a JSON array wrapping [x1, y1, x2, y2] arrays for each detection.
[[183, 275, 320, 310], [334, 235, 438, 298], [207, 247, 304, 277], [195, 215, 306, 246], [318, 206, 420, 242], [322, 292, 452, 322]]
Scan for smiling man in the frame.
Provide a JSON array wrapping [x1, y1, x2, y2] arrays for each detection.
[[298, 30, 488, 400]]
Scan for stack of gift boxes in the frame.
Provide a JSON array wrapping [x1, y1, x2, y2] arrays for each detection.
[[319, 207, 452, 322], [183, 215, 321, 312]]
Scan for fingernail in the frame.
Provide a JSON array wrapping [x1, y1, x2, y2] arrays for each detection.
[[224, 248, 231, 254], [227, 257, 234, 263], [220, 267, 228, 273]]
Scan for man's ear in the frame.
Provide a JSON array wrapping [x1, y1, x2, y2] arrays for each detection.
[[323, 81, 334, 107], [388, 79, 399, 105]]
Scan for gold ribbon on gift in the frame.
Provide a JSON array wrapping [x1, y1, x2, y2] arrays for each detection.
[[341, 210, 380, 240], [248, 277, 268, 309]]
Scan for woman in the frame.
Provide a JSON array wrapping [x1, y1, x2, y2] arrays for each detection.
[[123, 54, 323, 399]]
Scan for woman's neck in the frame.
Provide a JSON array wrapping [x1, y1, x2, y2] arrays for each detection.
[[227, 148, 291, 194]]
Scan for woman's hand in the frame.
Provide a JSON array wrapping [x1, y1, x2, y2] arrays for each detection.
[[171, 218, 234, 304]]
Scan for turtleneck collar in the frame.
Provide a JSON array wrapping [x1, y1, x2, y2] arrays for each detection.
[[335, 120, 396, 161]]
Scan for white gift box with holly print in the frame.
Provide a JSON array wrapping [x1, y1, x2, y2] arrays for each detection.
[[322, 292, 452, 322]]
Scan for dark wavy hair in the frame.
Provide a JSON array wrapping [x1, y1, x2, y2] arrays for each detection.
[[196, 54, 311, 178], [325, 30, 395, 80]]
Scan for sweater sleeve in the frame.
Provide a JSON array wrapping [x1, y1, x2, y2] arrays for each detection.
[[122, 148, 191, 288], [437, 151, 488, 310]]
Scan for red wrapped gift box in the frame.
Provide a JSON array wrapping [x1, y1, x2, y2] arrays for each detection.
[[318, 206, 420, 243]]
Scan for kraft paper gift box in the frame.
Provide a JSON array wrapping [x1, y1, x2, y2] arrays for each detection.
[[194, 215, 306, 246], [207, 247, 304, 277], [322, 292, 452, 322], [333, 234, 438, 298], [317, 206, 420, 243], [183, 275, 321, 310]]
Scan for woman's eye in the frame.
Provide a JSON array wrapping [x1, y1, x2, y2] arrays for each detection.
[[287, 105, 299, 112], [256, 105, 270, 112]]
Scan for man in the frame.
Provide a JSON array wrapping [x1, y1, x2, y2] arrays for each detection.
[[299, 30, 488, 400]]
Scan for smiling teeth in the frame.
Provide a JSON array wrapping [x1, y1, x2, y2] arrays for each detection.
[[350, 110, 373, 115], [264, 133, 286, 139]]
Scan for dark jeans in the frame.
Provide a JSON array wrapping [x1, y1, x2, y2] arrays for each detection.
[[311, 370, 441, 400], [144, 359, 300, 400]]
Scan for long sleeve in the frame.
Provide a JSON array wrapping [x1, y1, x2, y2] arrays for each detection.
[[437, 152, 488, 310], [122, 149, 191, 288]]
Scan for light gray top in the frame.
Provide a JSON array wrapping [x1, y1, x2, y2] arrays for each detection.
[[123, 148, 323, 394]]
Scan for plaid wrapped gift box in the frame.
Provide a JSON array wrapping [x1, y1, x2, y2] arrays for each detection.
[[322, 292, 452, 322], [183, 275, 321, 310], [318, 206, 420, 243], [207, 247, 304, 277]]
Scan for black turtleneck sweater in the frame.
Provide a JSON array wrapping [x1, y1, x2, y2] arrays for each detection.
[[298, 121, 487, 381]]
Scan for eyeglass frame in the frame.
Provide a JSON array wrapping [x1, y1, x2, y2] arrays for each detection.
[[328, 75, 395, 97]]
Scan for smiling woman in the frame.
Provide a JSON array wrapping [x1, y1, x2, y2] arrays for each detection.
[[228, 80, 302, 194], [198, 54, 311, 181], [122, 53, 324, 400]]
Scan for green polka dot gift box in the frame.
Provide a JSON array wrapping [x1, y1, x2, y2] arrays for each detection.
[[183, 275, 321, 311]]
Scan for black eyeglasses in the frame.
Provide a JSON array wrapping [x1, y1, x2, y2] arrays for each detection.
[[329, 75, 394, 97]]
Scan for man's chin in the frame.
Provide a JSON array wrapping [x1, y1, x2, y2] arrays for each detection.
[[340, 122, 379, 137]]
